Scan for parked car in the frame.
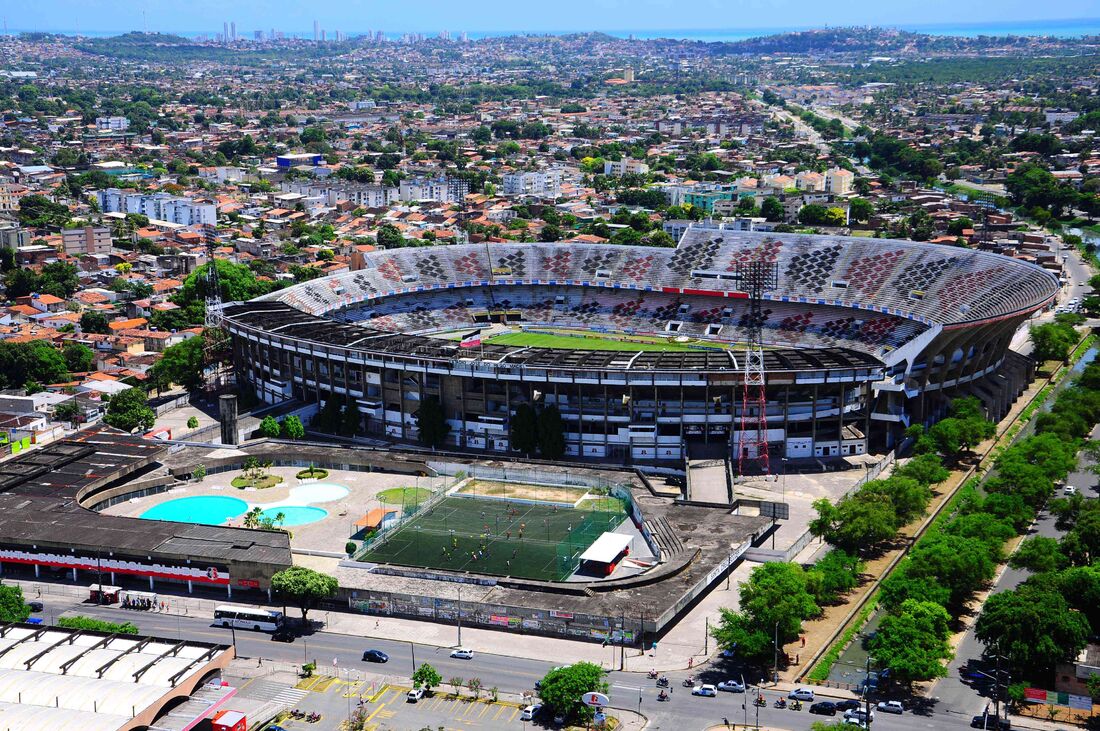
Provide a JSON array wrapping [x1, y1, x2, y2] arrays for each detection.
[[520, 704, 542, 721], [809, 701, 838, 716], [450, 648, 474, 659], [692, 684, 718, 697], [25, 601, 43, 613], [361, 649, 389, 663], [407, 688, 424, 702], [877, 701, 904, 714], [1065, 485, 1079, 495], [717, 680, 745, 692], [788, 688, 815, 702], [845, 708, 875, 724], [271, 627, 296, 642], [971, 714, 1011, 729], [835, 699, 863, 712], [842, 719, 867, 728]]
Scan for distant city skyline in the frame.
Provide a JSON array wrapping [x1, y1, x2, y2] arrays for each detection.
[[4, 0, 1099, 36]]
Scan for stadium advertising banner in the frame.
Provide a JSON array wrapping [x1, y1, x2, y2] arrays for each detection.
[[0, 548, 230, 585]]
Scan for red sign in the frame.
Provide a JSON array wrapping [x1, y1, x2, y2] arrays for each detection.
[[236, 579, 260, 588]]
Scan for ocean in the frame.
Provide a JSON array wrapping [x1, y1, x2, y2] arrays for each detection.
[[12, 17, 1100, 43]]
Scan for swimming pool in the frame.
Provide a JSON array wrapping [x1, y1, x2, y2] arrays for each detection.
[[140, 496, 248, 525], [260, 505, 327, 526], [289, 483, 350, 503]]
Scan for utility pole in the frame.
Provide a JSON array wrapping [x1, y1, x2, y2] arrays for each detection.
[[456, 583, 462, 647], [864, 655, 874, 730], [620, 610, 626, 671], [410, 641, 416, 675], [773, 621, 780, 685]]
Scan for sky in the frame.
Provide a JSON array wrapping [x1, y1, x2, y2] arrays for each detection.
[[4, 0, 1098, 35]]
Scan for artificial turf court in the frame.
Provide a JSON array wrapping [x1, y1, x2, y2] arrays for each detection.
[[360, 495, 627, 581]]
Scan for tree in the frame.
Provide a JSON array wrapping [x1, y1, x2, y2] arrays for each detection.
[[0, 585, 30, 623], [537, 662, 607, 724], [879, 563, 951, 612], [798, 204, 830, 226], [905, 532, 997, 608], [282, 415, 305, 440], [412, 663, 442, 693], [510, 403, 538, 456], [63, 342, 94, 373], [16, 194, 70, 228], [55, 400, 84, 424], [865, 476, 932, 525], [809, 492, 898, 554], [1009, 536, 1067, 574], [536, 405, 566, 460], [806, 549, 863, 604], [947, 217, 974, 236], [340, 399, 361, 436], [103, 387, 156, 433], [376, 223, 404, 248], [1029, 321, 1078, 362], [0, 340, 69, 389], [711, 608, 774, 662], [148, 336, 205, 392], [187, 416, 199, 429], [848, 197, 874, 223], [539, 224, 563, 242], [869, 599, 953, 684], [36, 261, 81, 298], [893, 453, 949, 486], [976, 584, 1090, 673], [416, 396, 450, 449], [761, 196, 787, 222], [259, 415, 281, 439], [270, 566, 338, 624], [739, 561, 820, 642], [80, 310, 110, 334]]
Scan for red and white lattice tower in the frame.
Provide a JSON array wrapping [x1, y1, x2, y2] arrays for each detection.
[[736, 261, 778, 477]]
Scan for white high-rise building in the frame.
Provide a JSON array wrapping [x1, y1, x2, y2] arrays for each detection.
[[502, 169, 563, 199], [313, 20, 319, 41], [96, 189, 217, 227]]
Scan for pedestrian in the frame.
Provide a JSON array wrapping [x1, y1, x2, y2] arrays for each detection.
[[688, 657, 693, 669]]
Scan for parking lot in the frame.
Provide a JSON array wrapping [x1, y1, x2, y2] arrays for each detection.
[[357, 685, 528, 730]]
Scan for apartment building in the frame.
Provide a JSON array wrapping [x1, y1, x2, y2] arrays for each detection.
[[603, 158, 650, 177], [95, 116, 130, 132], [825, 168, 854, 195], [62, 226, 112, 256], [398, 176, 469, 203], [0, 183, 20, 212], [281, 180, 393, 208], [96, 189, 217, 227], [501, 169, 563, 198]]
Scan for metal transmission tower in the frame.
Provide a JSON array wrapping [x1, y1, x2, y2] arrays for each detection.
[[735, 261, 778, 476], [202, 233, 232, 393]]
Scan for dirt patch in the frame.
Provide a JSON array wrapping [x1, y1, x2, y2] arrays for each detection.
[[457, 479, 588, 504]]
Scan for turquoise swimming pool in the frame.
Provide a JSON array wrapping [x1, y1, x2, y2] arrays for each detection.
[[140, 496, 248, 525], [260, 505, 327, 526]]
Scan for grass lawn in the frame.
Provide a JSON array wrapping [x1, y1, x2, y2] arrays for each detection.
[[295, 467, 329, 480], [377, 487, 433, 505], [231, 474, 283, 489], [485, 331, 702, 352]]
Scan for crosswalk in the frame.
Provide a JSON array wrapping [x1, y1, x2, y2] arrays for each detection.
[[241, 680, 309, 708]]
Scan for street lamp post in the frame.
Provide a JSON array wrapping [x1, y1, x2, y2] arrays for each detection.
[[773, 621, 780, 685], [456, 583, 462, 647]]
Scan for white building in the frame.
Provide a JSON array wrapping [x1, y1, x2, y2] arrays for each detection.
[[603, 158, 650, 177], [398, 176, 469, 203], [94, 116, 130, 132], [825, 168, 854, 195], [96, 189, 216, 226], [501, 169, 562, 198]]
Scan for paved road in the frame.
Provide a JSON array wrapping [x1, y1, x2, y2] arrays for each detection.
[[32, 595, 1002, 730]]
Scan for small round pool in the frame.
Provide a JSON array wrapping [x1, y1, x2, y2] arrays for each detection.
[[290, 483, 350, 503], [260, 505, 327, 526], [141, 496, 248, 525]]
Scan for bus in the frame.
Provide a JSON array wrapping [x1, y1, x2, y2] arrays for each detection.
[[213, 605, 284, 632]]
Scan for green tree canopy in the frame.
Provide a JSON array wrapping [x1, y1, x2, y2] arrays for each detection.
[[510, 403, 538, 456], [975, 583, 1090, 673], [536, 405, 566, 460], [537, 662, 607, 724], [63, 342, 94, 373], [282, 415, 305, 440], [0, 585, 30, 623], [80, 310, 110, 334], [869, 599, 953, 684], [103, 387, 156, 433], [259, 415, 281, 439], [270, 566, 338, 623], [148, 335, 205, 392], [412, 663, 442, 692], [0, 340, 70, 389], [416, 396, 450, 449]]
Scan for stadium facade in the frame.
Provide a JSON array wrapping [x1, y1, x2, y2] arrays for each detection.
[[223, 231, 1060, 463]]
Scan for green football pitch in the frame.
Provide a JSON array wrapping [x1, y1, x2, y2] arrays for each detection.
[[361, 495, 626, 581], [484, 331, 702, 352]]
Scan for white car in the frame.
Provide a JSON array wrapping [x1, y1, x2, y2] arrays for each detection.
[[845, 708, 875, 723], [692, 684, 718, 697], [842, 719, 867, 728], [520, 703, 542, 721], [450, 648, 474, 659], [407, 688, 424, 702], [1065, 485, 1079, 495], [717, 680, 746, 692], [877, 700, 904, 714], [789, 688, 815, 702]]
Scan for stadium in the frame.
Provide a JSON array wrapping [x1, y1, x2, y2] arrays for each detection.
[[223, 229, 1060, 465]]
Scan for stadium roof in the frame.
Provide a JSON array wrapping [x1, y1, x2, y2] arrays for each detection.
[[0, 623, 232, 731]]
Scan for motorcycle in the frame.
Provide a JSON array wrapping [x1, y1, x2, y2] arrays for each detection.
[[656, 677, 670, 688], [682, 676, 696, 688], [774, 698, 787, 709], [753, 697, 767, 708], [657, 691, 670, 702], [790, 700, 803, 711], [647, 669, 659, 679]]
